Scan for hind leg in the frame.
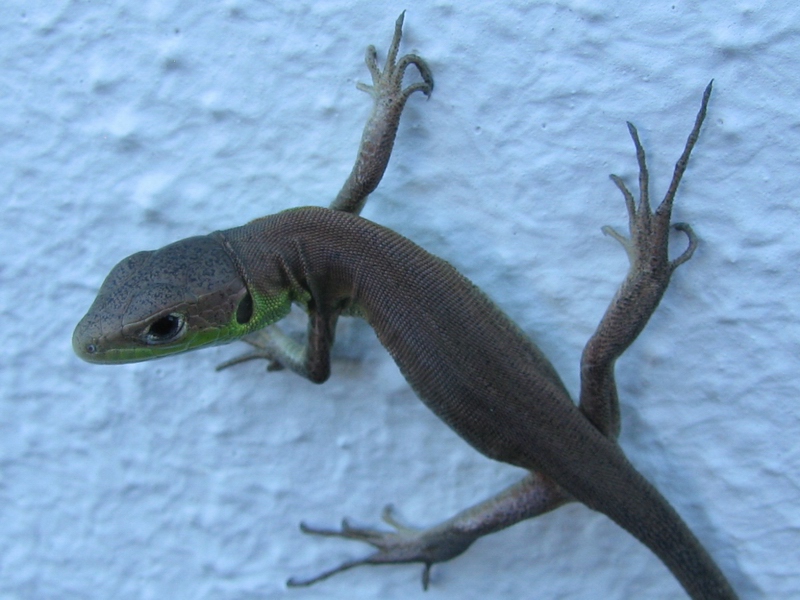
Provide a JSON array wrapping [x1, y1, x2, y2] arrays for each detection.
[[579, 82, 711, 439], [287, 472, 570, 589]]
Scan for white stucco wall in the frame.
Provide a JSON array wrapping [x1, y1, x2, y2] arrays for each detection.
[[2, 1, 798, 598]]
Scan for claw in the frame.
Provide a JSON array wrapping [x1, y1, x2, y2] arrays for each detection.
[[215, 334, 282, 372], [421, 562, 432, 591], [288, 517, 405, 588], [386, 11, 405, 72], [288, 502, 483, 589], [356, 11, 433, 102], [381, 504, 404, 529], [669, 222, 698, 270], [625, 120, 651, 215], [299, 517, 395, 546], [330, 13, 434, 214], [214, 326, 302, 372], [396, 54, 435, 100], [215, 352, 270, 371], [286, 557, 372, 588], [601, 224, 636, 266], [609, 173, 636, 223], [605, 83, 712, 273], [660, 80, 713, 215]]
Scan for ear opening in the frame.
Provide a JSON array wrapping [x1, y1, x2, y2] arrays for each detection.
[[236, 291, 254, 325]]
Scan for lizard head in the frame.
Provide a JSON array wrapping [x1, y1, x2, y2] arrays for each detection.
[[73, 234, 290, 364]]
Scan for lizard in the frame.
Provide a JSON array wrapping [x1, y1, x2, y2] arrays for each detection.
[[72, 13, 738, 599]]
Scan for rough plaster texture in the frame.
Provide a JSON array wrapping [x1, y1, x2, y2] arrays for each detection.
[[2, 1, 799, 598]]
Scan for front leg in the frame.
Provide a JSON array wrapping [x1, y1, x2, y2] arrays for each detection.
[[330, 12, 434, 215], [579, 82, 712, 438], [287, 472, 571, 589], [219, 15, 431, 372], [217, 310, 337, 384]]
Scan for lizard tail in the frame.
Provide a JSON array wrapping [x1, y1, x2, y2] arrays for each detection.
[[571, 446, 738, 600]]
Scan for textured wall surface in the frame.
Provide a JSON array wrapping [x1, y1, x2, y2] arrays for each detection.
[[2, 1, 799, 598]]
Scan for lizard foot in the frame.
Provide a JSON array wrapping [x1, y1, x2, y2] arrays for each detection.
[[215, 329, 286, 372], [358, 11, 434, 106], [603, 81, 711, 276], [330, 12, 434, 215], [286, 505, 476, 590]]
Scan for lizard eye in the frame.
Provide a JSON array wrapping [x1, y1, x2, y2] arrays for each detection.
[[144, 313, 186, 344]]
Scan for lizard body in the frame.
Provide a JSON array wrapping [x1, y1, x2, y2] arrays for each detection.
[[73, 14, 737, 599]]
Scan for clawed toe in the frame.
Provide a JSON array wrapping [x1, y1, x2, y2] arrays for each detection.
[[669, 222, 698, 269], [288, 504, 482, 589], [360, 12, 434, 102], [604, 82, 712, 273], [298, 518, 385, 543], [214, 351, 284, 372], [298, 510, 410, 548], [214, 332, 283, 371], [288, 516, 422, 588]]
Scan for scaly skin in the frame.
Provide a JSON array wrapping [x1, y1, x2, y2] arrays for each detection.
[[73, 15, 737, 599]]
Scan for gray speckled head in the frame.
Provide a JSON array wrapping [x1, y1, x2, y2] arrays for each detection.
[[73, 235, 249, 363]]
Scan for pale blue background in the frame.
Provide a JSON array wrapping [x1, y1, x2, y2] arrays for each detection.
[[2, 1, 798, 598]]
